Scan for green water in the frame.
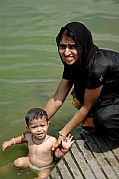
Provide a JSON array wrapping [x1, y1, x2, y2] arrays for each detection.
[[0, 0, 119, 178]]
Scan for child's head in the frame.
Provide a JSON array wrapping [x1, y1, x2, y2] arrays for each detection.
[[25, 108, 48, 127]]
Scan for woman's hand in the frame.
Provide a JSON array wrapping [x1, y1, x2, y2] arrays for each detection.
[[52, 133, 66, 151]]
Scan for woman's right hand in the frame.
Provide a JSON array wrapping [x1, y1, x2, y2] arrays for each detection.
[[52, 134, 66, 151]]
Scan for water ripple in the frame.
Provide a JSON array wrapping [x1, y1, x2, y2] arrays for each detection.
[[94, 33, 119, 43], [0, 62, 60, 71], [0, 78, 59, 84]]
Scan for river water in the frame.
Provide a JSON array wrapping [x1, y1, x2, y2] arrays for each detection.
[[0, 0, 119, 178]]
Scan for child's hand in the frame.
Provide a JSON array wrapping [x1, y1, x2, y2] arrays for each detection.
[[61, 134, 74, 151], [2, 141, 10, 151], [2, 139, 14, 151]]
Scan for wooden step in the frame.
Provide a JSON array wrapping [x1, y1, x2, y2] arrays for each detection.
[[49, 133, 119, 179]]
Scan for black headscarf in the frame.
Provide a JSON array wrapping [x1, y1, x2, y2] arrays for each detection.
[[56, 22, 98, 77]]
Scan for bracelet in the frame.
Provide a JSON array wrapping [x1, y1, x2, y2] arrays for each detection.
[[59, 131, 66, 138], [61, 147, 68, 153], [12, 138, 16, 145]]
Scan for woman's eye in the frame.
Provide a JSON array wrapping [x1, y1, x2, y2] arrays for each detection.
[[69, 44, 76, 49], [59, 44, 76, 50], [59, 44, 66, 49]]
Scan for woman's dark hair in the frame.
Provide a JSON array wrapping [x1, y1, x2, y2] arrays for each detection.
[[56, 22, 94, 50], [56, 28, 75, 45], [25, 108, 48, 127]]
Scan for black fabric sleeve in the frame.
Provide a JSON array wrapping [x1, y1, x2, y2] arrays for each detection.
[[86, 52, 108, 89]]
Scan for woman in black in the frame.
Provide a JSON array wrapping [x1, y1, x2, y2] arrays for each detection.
[[44, 22, 119, 142]]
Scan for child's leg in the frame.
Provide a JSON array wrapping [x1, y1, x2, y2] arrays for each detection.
[[13, 156, 30, 169], [35, 169, 50, 179]]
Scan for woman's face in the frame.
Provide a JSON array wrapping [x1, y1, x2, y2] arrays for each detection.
[[58, 34, 79, 65]]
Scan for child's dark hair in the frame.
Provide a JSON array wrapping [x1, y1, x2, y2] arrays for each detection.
[[25, 108, 48, 127]]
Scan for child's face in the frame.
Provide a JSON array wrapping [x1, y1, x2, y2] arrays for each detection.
[[28, 116, 49, 140]]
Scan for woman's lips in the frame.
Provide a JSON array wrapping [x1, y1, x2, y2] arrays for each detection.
[[65, 57, 73, 63]]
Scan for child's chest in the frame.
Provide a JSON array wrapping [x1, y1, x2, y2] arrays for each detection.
[[26, 135, 53, 156]]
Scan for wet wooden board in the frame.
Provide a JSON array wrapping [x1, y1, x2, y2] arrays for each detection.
[[49, 133, 119, 179]]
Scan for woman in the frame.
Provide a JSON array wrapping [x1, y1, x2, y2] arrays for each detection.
[[44, 22, 119, 143]]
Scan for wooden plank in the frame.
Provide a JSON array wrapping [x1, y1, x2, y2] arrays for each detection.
[[50, 133, 119, 179], [50, 158, 74, 179], [93, 135, 119, 176], [76, 139, 106, 179], [81, 133, 118, 179], [70, 142, 96, 179], [64, 151, 84, 179], [48, 166, 61, 179], [103, 137, 119, 159]]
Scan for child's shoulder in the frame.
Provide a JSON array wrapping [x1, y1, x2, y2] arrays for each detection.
[[47, 135, 57, 143], [22, 131, 31, 140]]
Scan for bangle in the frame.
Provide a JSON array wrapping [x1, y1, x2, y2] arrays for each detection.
[[61, 147, 68, 153], [59, 131, 66, 138], [12, 138, 15, 145]]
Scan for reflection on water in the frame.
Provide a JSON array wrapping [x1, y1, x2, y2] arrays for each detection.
[[0, 0, 119, 178]]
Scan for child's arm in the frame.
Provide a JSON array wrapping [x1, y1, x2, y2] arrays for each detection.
[[2, 133, 26, 151], [54, 134, 74, 158]]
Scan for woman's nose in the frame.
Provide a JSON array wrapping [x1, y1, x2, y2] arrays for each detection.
[[64, 47, 71, 55]]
